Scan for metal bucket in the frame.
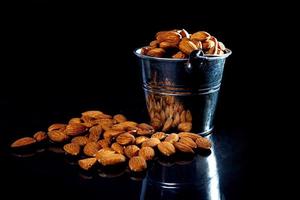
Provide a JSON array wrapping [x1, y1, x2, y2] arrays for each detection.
[[134, 48, 232, 135]]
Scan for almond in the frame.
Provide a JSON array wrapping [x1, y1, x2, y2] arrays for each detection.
[[97, 139, 110, 149], [157, 141, 176, 156], [116, 132, 135, 145], [68, 118, 82, 124], [196, 137, 212, 149], [162, 117, 173, 132], [149, 40, 159, 48], [141, 138, 161, 148], [139, 147, 155, 161], [81, 110, 103, 118], [33, 131, 47, 142], [150, 118, 162, 130], [179, 137, 197, 149], [159, 41, 178, 49], [178, 122, 192, 132], [11, 137, 36, 148], [186, 110, 192, 122], [129, 156, 147, 172], [179, 29, 189, 38], [178, 132, 202, 141], [173, 142, 194, 153], [111, 143, 124, 155], [48, 130, 69, 143], [96, 149, 126, 166], [218, 41, 226, 51], [112, 121, 137, 131], [135, 136, 149, 145], [48, 123, 67, 132], [78, 158, 97, 170], [137, 123, 154, 131], [178, 38, 198, 55], [63, 143, 80, 156], [151, 132, 167, 140], [71, 136, 89, 146], [124, 145, 140, 158], [146, 48, 166, 57], [156, 31, 181, 44], [83, 142, 99, 157], [190, 31, 211, 41], [172, 51, 187, 59], [113, 114, 127, 123], [103, 129, 124, 140], [202, 40, 215, 50], [88, 124, 102, 142], [64, 123, 87, 136], [164, 133, 179, 144]]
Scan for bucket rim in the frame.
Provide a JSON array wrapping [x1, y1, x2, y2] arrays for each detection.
[[134, 47, 232, 61]]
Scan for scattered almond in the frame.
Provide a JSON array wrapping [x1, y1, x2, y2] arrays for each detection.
[[33, 131, 47, 142], [78, 157, 97, 170], [63, 143, 80, 156], [11, 137, 36, 148], [157, 141, 176, 156], [129, 156, 147, 172], [139, 147, 155, 161]]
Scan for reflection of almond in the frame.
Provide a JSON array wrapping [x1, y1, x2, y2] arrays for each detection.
[[124, 145, 140, 158], [83, 142, 99, 157], [11, 137, 36, 148], [48, 130, 69, 143], [116, 132, 135, 145], [63, 143, 80, 156], [174, 142, 194, 153], [71, 136, 89, 146], [113, 114, 127, 123], [164, 133, 179, 144], [141, 138, 160, 148], [129, 156, 147, 172], [111, 143, 124, 155], [172, 112, 180, 128], [158, 141, 176, 156], [196, 137, 212, 149], [33, 131, 47, 142], [186, 110, 192, 122], [151, 132, 167, 140], [179, 137, 197, 149], [178, 122, 192, 132], [135, 136, 149, 145], [65, 123, 87, 136], [139, 147, 155, 161], [78, 158, 97, 170], [48, 123, 67, 132], [162, 117, 173, 132]]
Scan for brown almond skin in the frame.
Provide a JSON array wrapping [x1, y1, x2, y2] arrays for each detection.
[[196, 137, 212, 149], [174, 142, 194, 153], [164, 133, 179, 144], [157, 141, 176, 156], [159, 41, 178, 49], [68, 118, 82, 124], [48, 123, 67, 132], [63, 143, 80, 156], [111, 143, 124, 155], [178, 132, 202, 141], [124, 145, 140, 158], [178, 122, 192, 132], [64, 123, 87, 136], [113, 114, 127, 123], [172, 51, 186, 59], [179, 137, 197, 149], [88, 125, 102, 142], [162, 117, 173, 132], [48, 130, 69, 143], [78, 158, 97, 170], [33, 131, 47, 142], [97, 152, 126, 166], [185, 110, 192, 122], [147, 48, 166, 57], [151, 132, 167, 140], [139, 147, 155, 161], [71, 136, 89, 146], [135, 136, 149, 145], [156, 31, 181, 44], [11, 137, 36, 148], [190, 31, 211, 41], [137, 123, 154, 131], [141, 138, 161, 148], [97, 139, 110, 149], [149, 40, 159, 48], [129, 156, 147, 172], [83, 142, 99, 157], [116, 132, 135, 145], [178, 39, 198, 55]]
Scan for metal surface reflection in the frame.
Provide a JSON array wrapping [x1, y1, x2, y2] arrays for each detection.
[[140, 135, 222, 200]]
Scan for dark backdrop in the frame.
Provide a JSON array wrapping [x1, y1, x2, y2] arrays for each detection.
[[0, 3, 293, 200]]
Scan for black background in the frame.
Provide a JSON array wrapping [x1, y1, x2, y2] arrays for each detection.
[[0, 2, 294, 200]]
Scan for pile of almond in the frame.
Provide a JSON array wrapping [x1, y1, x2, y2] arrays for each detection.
[[10, 110, 211, 172], [141, 29, 226, 58]]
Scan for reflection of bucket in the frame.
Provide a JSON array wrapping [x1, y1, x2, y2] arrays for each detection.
[[134, 48, 232, 135]]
